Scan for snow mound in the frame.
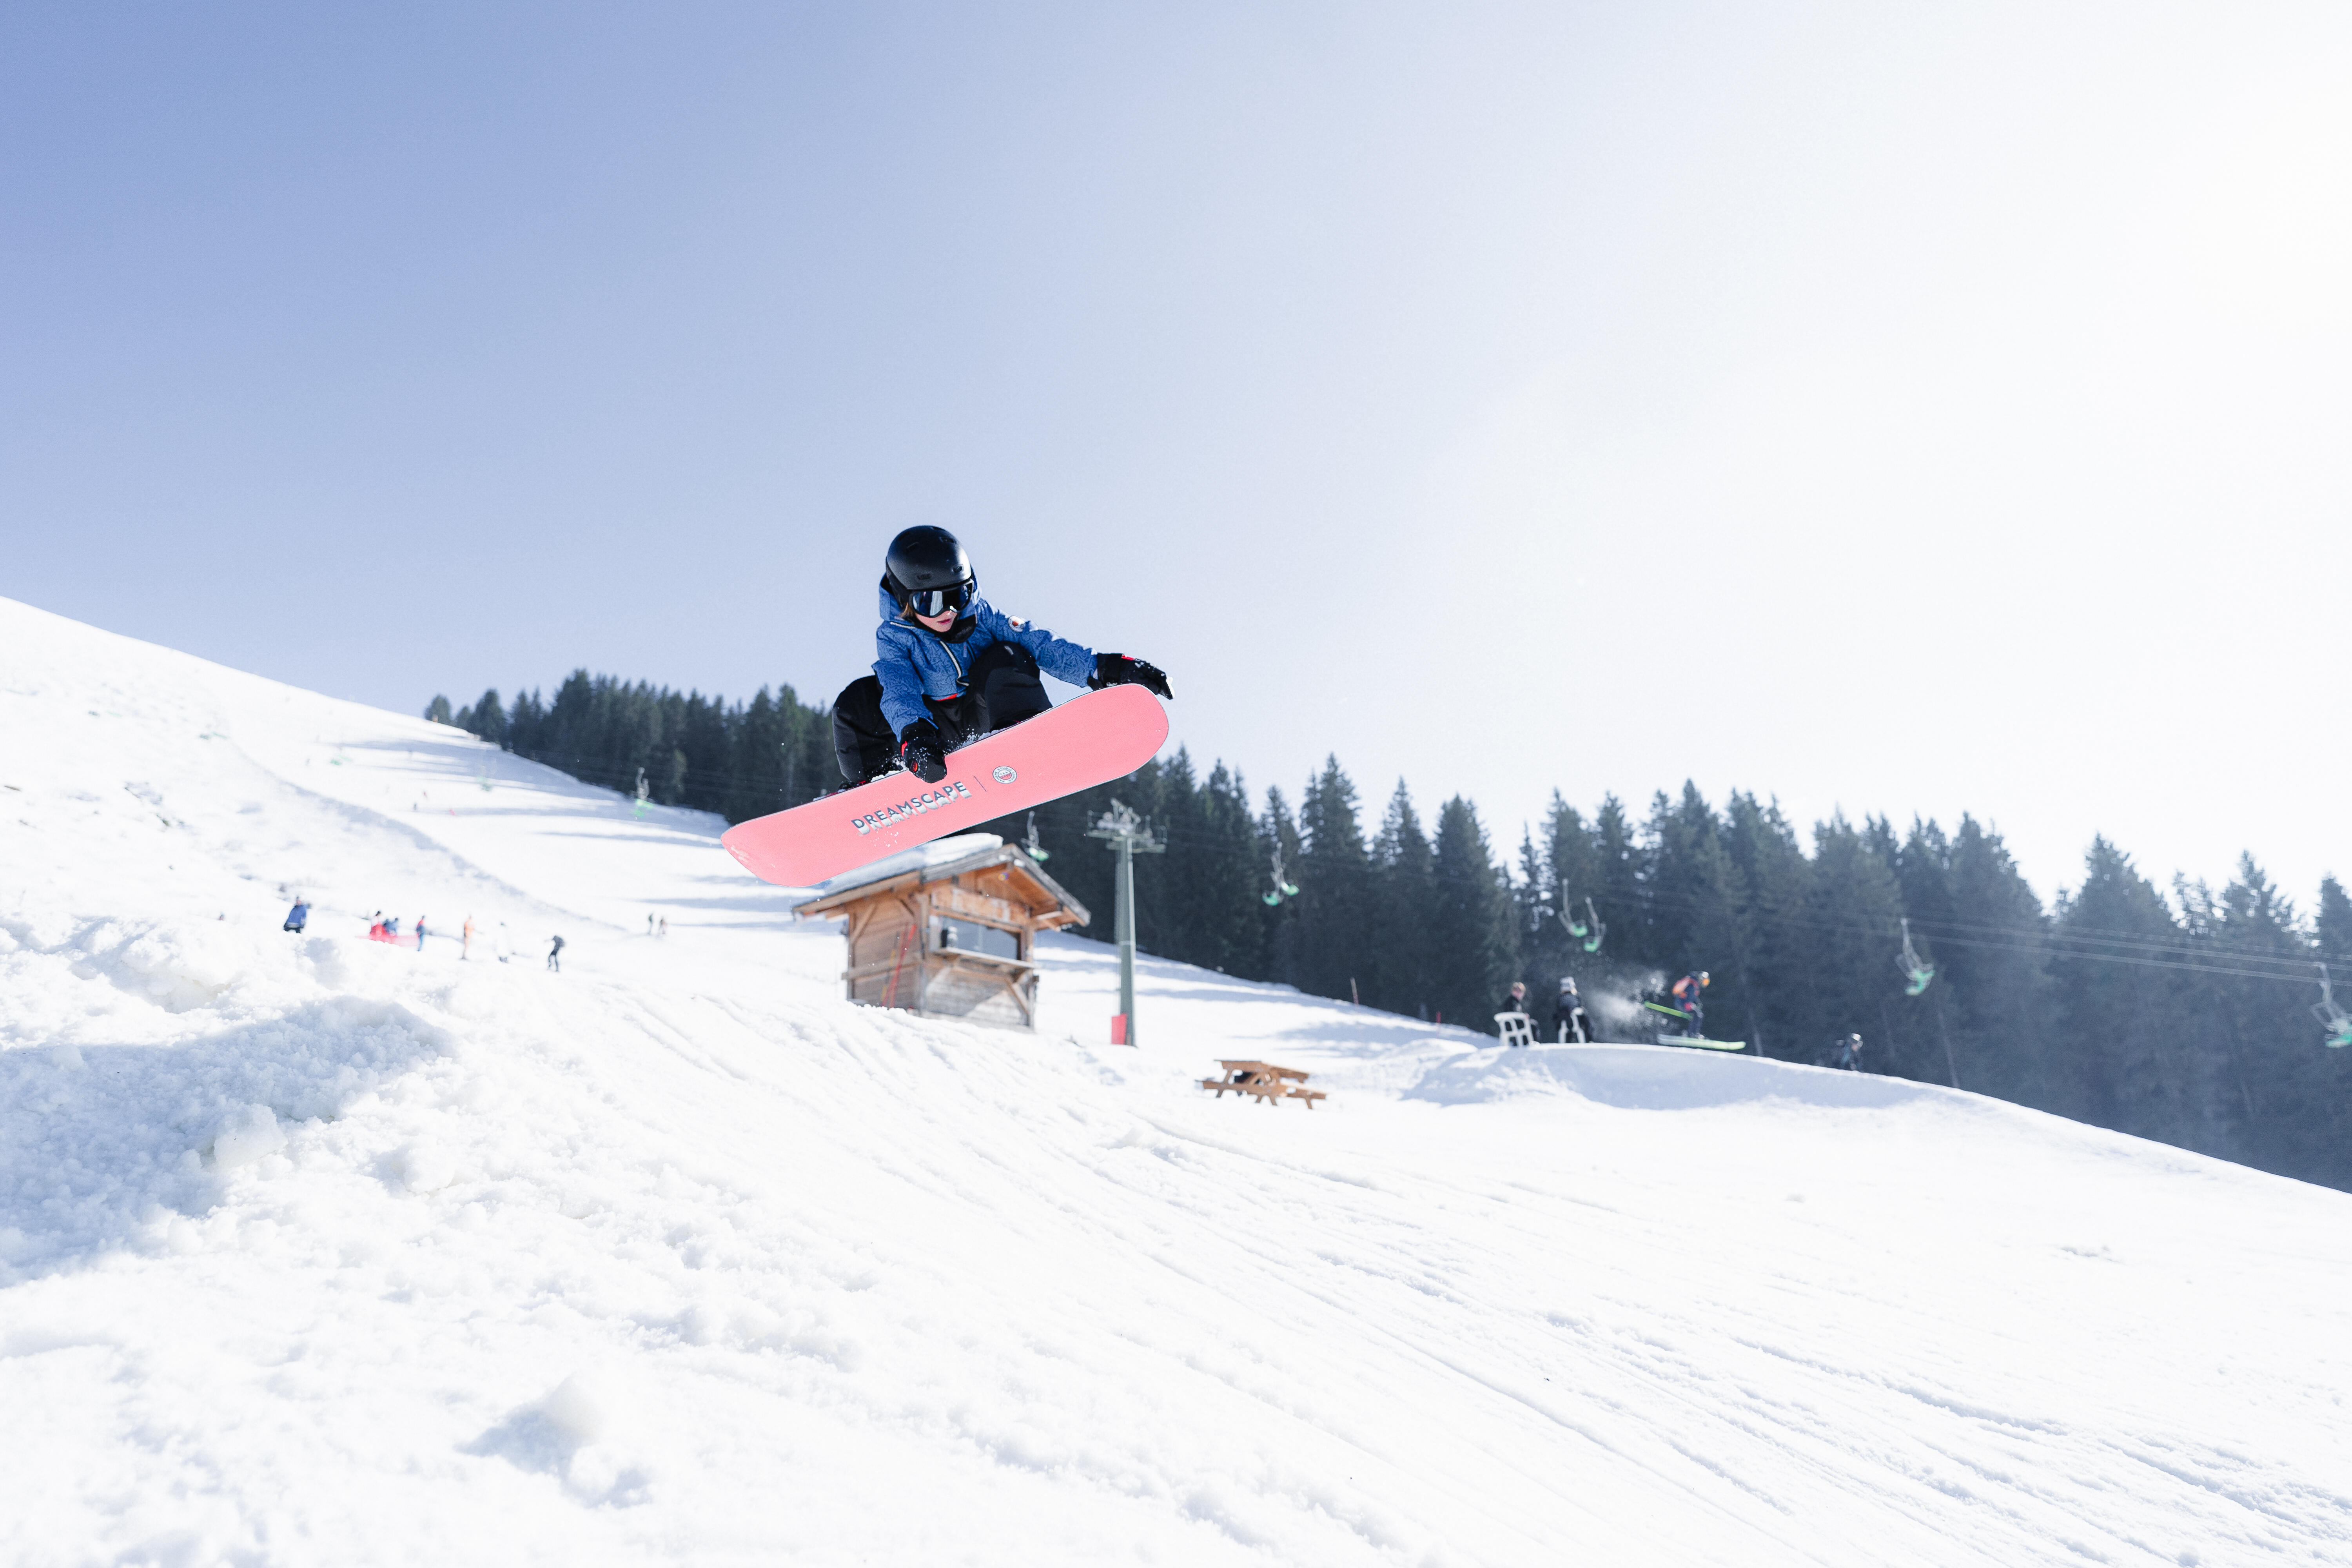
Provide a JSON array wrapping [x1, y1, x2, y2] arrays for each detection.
[[802, 829, 1005, 898], [1410, 1041, 1957, 1112]]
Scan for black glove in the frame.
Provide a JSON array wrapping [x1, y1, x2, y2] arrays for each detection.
[[898, 720, 947, 784], [1089, 653, 1172, 699]]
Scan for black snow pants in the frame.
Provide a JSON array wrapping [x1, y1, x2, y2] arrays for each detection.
[[832, 641, 1053, 786]]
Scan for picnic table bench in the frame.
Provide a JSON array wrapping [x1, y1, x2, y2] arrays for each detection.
[[1200, 1059, 1326, 1109]]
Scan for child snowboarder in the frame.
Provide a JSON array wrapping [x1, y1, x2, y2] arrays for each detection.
[[282, 898, 309, 934], [831, 526, 1172, 788]]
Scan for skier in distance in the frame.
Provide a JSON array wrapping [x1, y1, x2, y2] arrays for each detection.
[[1553, 976, 1591, 1044], [1496, 980, 1530, 1039], [1671, 970, 1710, 1031], [830, 526, 1172, 789]]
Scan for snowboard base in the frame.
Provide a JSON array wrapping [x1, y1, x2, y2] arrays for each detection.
[[720, 684, 1168, 887]]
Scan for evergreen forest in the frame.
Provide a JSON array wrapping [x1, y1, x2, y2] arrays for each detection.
[[426, 676, 2352, 1194]]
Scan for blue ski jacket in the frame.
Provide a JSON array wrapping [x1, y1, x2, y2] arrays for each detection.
[[872, 586, 1097, 738]]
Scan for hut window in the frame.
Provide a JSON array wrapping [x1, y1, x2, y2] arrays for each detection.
[[938, 918, 1020, 960]]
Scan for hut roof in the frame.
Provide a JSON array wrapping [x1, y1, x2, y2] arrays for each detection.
[[793, 832, 1090, 926]]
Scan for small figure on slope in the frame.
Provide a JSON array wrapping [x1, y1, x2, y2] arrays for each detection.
[[1834, 1032, 1865, 1071], [1497, 980, 1530, 1035], [282, 898, 309, 934], [1553, 976, 1591, 1044], [830, 527, 1172, 788], [1671, 969, 1710, 1031], [547, 934, 564, 972]]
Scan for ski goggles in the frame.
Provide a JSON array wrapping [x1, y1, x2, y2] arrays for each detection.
[[900, 578, 976, 619]]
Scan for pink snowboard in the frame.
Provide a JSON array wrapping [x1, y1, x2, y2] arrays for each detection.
[[720, 684, 1169, 887]]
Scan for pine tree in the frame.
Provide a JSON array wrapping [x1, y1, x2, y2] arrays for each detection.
[[1799, 815, 1912, 1074], [1195, 762, 1270, 978], [1290, 759, 1370, 1004], [1525, 795, 1598, 1013], [506, 689, 546, 756], [2053, 838, 2195, 1136], [1937, 817, 2055, 1107], [729, 688, 787, 821], [1145, 749, 1266, 975], [1592, 795, 1642, 964], [1260, 786, 1303, 987], [1366, 782, 1434, 1014], [425, 695, 454, 725], [1512, 828, 1555, 1005], [2319, 876, 2352, 964], [2180, 855, 2333, 1179], [462, 689, 506, 748], [1722, 792, 1813, 1060], [1642, 785, 1753, 1041], [1429, 796, 1511, 1028]]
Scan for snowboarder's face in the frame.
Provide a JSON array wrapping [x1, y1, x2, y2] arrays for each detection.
[[911, 606, 958, 632]]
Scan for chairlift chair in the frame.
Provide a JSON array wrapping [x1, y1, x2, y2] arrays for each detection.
[[1899, 917, 1935, 996], [1262, 844, 1299, 906], [1542, 886, 1592, 940], [2317, 965, 2352, 1049]]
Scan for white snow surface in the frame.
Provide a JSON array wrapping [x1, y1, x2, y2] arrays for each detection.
[[3, 592, 2349, 1567], [802, 831, 1007, 900]]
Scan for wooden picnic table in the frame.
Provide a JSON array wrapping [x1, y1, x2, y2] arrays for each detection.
[[1200, 1059, 1326, 1109]]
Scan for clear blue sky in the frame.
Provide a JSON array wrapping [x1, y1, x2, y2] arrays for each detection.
[[5, 2, 2347, 903]]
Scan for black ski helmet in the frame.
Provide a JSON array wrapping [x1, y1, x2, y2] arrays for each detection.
[[882, 526, 977, 618]]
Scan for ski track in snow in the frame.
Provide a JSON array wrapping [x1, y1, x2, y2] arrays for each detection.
[[2, 593, 2350, 1566]]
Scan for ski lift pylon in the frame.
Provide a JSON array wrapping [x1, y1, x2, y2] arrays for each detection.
[[2317, 964, 2352, 1049], [1899, 917, 1935, 996]]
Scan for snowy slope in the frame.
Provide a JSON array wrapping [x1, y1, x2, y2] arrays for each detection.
[[3, 593, 2349, 1568]]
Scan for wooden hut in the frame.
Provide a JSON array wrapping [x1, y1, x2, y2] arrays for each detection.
[[794, 834, 1090, 1032]]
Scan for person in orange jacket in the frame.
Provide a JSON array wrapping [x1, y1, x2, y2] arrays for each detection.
[[1671, 970, 1710, 1029]]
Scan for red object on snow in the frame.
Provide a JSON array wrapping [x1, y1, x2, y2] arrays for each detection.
[[1110, 1013, 1128, 1046]]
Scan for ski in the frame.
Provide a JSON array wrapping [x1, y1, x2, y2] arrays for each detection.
[[1656, 1034, 1748, 1052]]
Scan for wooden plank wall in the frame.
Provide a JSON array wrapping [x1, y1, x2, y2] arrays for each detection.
[[834, 865, 1051, 1029]]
